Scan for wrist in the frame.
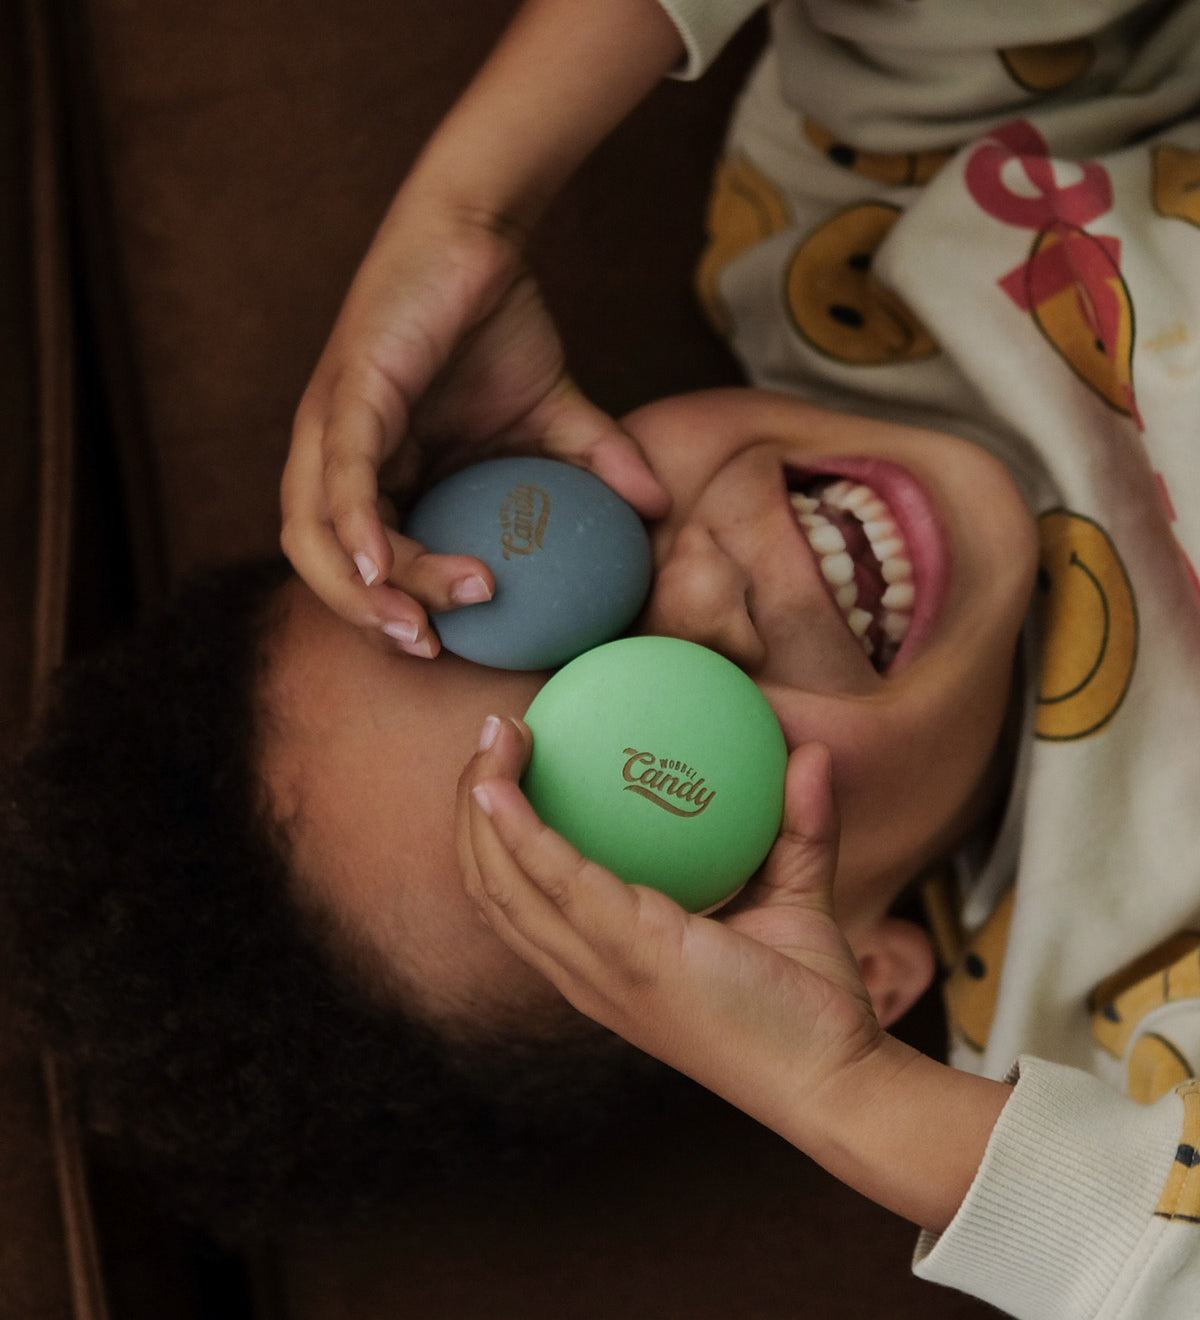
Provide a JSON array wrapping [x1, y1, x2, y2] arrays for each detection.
[[403, 0, 684, 230], [399, 153, 536, 251], [783, 1034, 1012, 1233]]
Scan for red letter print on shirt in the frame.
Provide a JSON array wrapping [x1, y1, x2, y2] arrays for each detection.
[[965, 120, 1140, 425]]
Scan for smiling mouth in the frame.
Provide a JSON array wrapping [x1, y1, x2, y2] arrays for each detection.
[[788, 477, 914, 672]]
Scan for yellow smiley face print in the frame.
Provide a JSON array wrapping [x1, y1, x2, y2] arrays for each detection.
[[1092, 933, 1200, 1105], [944, 890, 1015, 1054], [998, 40, 1095, 93], [803, 119, 951, 187], [696, 153, 792, 338], [1157, 1081, 1200, 1222], [784, 204, 939, 366], [1153, 144, 1200, 228], [1035, 510, 1138, 741]]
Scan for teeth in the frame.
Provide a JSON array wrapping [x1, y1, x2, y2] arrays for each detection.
[[791, 478, 915, 666], [872, 537, 906, 562], [835, 483, 873, 511], [882, 611, 911, 643], [862, 516, 895, 540], [808, 523, 846, 555], [858, 500, 888, 523], [820, 552, 855, 588], [882, 582, 915, 610], [847, 608, 872, 637]]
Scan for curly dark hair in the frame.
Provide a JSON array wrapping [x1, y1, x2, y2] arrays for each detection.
[[0, 560, 659, 1238]]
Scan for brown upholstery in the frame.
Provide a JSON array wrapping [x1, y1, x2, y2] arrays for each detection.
[[0, 4, 97, 1318], [69, 0, 750, 579], [1, 0, 1004, 1314]]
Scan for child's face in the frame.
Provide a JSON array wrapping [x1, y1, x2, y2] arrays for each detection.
[[624, 389, 1037, 939], [263, 389, 1037, 1033]]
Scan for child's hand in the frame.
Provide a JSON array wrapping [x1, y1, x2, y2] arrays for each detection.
[[457, 717, 886, 1136], [459, 717, 1012, 1233], [281, 199, 668, 657]]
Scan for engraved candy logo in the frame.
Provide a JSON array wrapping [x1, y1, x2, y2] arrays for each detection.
[[622, 749, 715, 818], [499, 483, 551, 559]]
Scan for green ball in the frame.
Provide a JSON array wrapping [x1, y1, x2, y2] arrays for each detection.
[[521, 637, 787, 913]]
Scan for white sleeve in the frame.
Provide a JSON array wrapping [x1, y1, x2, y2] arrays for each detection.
[[653, 0, 764, 79], [914, 1057, 1200, 1319]]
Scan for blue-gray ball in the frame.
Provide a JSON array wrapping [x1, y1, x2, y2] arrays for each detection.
[[404, 457, 652, 670]]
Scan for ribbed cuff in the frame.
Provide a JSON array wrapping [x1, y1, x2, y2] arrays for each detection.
[[653, 0, 763, 78], [913, 1057, 1183, 1319]]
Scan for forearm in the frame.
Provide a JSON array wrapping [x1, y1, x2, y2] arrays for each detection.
[[726, 1034, 1011, 1234], [403, 0, 685, 230]]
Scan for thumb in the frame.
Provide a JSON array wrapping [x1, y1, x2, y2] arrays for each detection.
[[726, 743, 840, 938], [526, 377, 672, 520]]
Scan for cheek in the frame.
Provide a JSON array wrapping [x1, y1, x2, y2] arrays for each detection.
[[790, 687, 1009, 889], [371, 846, 568, 1028], [422, 883, 541, 994], [627, 412, 753, 514]]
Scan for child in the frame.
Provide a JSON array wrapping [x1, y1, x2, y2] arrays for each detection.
[[281, 0, 1200, 1314], [0, 386, 1035, 1240], [0, 557, 657, 1236], [461, 376, 1200, 1318]]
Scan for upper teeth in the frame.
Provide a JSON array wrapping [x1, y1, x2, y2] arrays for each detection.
[[790, 479, 914, 662]]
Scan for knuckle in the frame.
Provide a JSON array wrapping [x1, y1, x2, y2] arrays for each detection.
[[326, 490, 365, 534], [511, 826, 585, 908], [321, 448, 356, 490], [480, 874, 520, 915]]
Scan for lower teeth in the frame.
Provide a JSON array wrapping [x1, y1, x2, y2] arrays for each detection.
[[790, 482, 912, 670]]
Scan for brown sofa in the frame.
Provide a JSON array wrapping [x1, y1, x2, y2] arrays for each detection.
[[3, 0, 1003, 1315]]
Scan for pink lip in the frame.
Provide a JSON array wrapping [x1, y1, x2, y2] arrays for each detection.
[[784, 457, 951, 674]]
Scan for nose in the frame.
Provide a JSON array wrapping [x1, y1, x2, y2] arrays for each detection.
[[640, 524, 766, 671]]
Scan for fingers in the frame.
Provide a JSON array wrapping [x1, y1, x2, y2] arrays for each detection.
[[380, 527, 495, 614], [283, 391, 496, 657], [718, 746, 878, 1042], [280, 226, 499, 651], [321, 386, 397, 582], [457, 717, 676, 1018], [456, 718, 569, 971], [281, 218, 662, 654], [284, 364, 398, 587], [460, 716, 624, 945], [279, 498, 493, 658], [282, 282, 663, 655], [282, 382, 405, 635], [366, 534, 496, 657], [458, 725, 876, 1099]]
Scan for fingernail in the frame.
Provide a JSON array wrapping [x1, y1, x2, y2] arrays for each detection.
[[354, 553, 380, 587], [472, 784, 494, 816], [382, 620, 419, 646], [479, 715, 502, 752], [452, 575, 492, 606]]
